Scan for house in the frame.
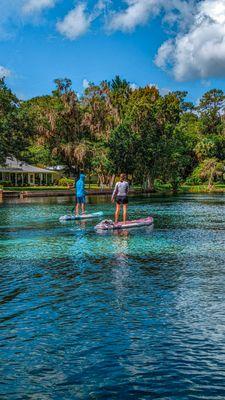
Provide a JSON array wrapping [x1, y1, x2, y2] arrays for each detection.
[[0, 158, 58, 186]]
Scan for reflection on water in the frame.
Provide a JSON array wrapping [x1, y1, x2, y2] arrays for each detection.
[[1, 194, 225, 399]]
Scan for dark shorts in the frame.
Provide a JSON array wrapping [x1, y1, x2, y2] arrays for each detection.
[[76, 196, 86, 204], [116, 196, 128, 205]]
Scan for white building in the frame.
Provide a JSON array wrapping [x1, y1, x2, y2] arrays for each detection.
[[0, 158, 58, 186]]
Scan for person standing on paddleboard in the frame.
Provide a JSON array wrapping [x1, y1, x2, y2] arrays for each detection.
[[75, 173, 86, 215], [111, 173, 129, 224]]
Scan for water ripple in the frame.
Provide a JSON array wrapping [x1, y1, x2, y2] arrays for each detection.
[[1, 194, 225, 399]]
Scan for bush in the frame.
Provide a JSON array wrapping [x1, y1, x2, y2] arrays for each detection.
[[186, 159, 225, 186], [0, 180, 14, 187], [185, 166, 203, 185], [57, 177, 74, 187]]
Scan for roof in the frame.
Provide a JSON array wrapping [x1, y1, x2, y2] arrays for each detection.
[[47, 165, 66, 171], [0, 157, 57, 174]]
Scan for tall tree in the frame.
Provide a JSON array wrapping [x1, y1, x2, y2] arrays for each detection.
[[109, 121, 140, 176], [25, 78, 89, 174], [0, 78, 33, 164], [198, 89, 225, 135]]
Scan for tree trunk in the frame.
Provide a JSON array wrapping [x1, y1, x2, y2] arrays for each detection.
[[98, 175, 104, 191], [208, 170, 214, 190], [109, 174, 115, 189], [144, 175, 154, 192]]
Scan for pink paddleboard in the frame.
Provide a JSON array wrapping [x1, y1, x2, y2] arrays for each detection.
[[95, 216, 153, 231]]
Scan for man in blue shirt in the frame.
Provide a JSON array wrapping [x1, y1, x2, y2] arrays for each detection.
[[75, 173, 86, 215]]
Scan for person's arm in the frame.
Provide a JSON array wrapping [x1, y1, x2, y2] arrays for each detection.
[[74, 181, 77, 194], [126, 182, 129, 194], [111, 183, 118, 201]]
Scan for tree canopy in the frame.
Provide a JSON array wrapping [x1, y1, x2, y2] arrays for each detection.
[[1, 76, 225, 190]]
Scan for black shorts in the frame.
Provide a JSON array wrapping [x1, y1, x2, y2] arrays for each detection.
[[116, 196, 128, 205]]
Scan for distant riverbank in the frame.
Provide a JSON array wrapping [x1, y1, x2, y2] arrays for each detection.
[[1, 184, 225, 200], [1, 187, 142, 200]]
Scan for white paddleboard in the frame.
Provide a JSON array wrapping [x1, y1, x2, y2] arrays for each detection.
[[95, 216, 153, 231], [59, 211, 103, 221]]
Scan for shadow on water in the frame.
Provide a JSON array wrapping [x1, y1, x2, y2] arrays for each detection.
[[0, 193, 225, 399]]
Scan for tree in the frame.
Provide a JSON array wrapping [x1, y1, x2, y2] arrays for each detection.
[[0, 78, 33, 164], [198, 89, 225, 135], [194, 137, 217, 161], [25, 78, 89, 174], [82, 80, 117, 141], [109, 122, 140, 176], [198, 158, 224, 188], [109, 75, 132, 119], [124, 86, 160, 190], [163, 115, 198, 192]]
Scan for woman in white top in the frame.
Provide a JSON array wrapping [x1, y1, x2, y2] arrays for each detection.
[[111, 173, 129, 224]]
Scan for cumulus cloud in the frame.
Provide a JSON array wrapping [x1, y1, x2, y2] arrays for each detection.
[[0, 0, 57, 38], [56, 4, 92, 40], [0, 66, 11, 78], [56, 1, 107, 40], [108, 0, 195, 32], [109, 0, 161, 31], [22, 0, 56, 14], [155, 0, 225, 81], [109, 0, 225, 81]]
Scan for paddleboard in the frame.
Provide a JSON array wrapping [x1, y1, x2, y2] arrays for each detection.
[[59, 211, 103, 221], [95, 216, 153, 231]]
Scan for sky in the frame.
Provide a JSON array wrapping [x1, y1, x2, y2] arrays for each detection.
[[1, 0, 225, 102]]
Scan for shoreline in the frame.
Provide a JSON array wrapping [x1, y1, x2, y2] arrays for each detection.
[[1, 184, 225, 200], [2, 188, 142, 199]]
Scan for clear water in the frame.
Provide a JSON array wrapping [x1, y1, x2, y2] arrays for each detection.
[[1, 194, 225, 400]]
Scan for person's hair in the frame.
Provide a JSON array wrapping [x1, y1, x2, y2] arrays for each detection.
[[120, 173, 126, 181]]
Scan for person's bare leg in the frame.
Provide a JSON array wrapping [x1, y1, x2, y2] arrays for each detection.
[[123, 204, 127, 224], [115, 204, 120, 224], [75, 203, 79, 215], [81, 203, 85, 214]]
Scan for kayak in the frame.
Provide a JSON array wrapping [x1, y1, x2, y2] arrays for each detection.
[[95, 216, 154, 231], [59, 211, 103, 221]]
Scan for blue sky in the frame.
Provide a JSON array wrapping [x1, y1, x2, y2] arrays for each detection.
[[1, 0, 225, 102]]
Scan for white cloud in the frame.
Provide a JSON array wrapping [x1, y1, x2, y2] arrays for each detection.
[[109, 0, 161, 31], [108, 0, 195, 32], [0, 66, 11, 78], [0, 0, 57, 38], [155, 0, 225, 81], [108, 0, 225, 81], [22, 0, 56, 14], [56, 4, 92, 40], [82, 78, 90, 89]]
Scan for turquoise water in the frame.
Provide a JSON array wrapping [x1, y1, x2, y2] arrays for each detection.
[[1, 194, 225, 399]]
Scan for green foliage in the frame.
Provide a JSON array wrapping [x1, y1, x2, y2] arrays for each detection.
[[185, 165, 204, 185], [22, 144, 52, 166], [0, 78, 33, 164], [2, 76, 225, 192], [57, 177, 74, 187], [0, 180, 13, 187], [188, 158, 225, 187], [198, 89, 225, 135], [109, 122, 140, 175]]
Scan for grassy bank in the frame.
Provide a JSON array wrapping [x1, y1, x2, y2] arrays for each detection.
[[180, 184, 225, 193], [3, 186, 70, 191], [3, 184, 225, 194], [154, 182, 225, 194]]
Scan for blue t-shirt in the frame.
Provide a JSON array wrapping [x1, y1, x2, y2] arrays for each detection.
[[75, 178, 85, 197]]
